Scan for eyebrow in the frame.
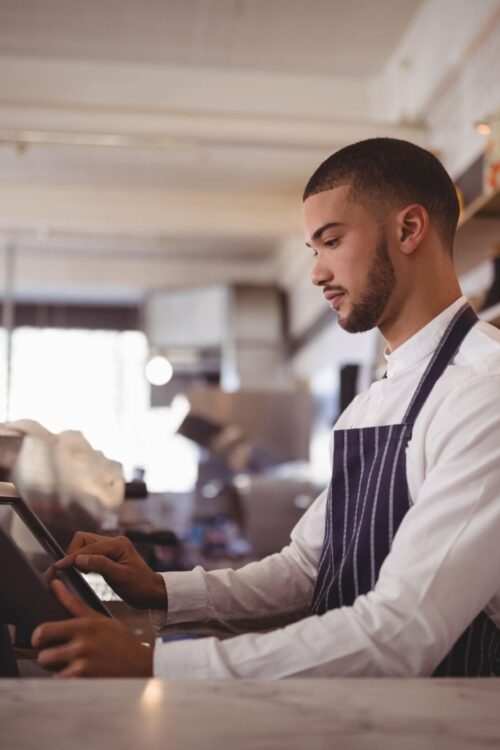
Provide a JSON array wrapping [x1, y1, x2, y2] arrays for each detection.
[[305, 222, 344, 248]]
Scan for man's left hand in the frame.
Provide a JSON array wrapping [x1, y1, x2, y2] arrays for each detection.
[[31, 580, 153, 677]]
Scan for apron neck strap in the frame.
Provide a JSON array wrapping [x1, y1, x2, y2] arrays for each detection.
[[402, 302, 478, 426]]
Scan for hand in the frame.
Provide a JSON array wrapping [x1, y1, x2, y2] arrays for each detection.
[[32, 580, 153, 677], [55, 532, 167, 610]]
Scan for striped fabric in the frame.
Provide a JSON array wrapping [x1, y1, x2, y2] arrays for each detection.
[[311, 303, 500, 676]]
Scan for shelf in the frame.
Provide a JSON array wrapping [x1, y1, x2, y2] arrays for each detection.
[[459, 187, 500, 226], [455, 187, 500, 276]]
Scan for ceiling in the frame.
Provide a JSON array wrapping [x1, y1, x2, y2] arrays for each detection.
[[0, 0, 497, 303], [0, 140, 319, 193], [0, 0, 422, 76]]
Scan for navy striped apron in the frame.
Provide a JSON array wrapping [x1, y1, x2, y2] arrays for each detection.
[[311, 303, 500, 676]]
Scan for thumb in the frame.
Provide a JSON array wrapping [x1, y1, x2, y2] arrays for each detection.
[[51, 579, 98, 619]]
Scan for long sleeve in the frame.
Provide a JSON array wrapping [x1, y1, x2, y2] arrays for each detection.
[[153, 373, 500, 678], [150, 487, 328, 631]]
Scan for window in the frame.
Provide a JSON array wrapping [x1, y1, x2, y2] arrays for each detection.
[[1, 327, 198, 493]]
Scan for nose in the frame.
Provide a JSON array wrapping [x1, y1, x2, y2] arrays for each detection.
[[311, 254, 333, 287]]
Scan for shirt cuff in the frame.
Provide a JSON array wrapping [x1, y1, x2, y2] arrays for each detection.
[[153, 637, 212, 678], [149, 566, 209, 631]]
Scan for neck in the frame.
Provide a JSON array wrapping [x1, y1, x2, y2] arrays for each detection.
[[380, 278, 463, 353]]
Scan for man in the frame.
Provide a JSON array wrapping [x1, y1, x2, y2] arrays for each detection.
[[33, 138, 500, 678]]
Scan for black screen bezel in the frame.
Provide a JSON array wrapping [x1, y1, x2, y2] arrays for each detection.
[[0, 492, 112, 621]]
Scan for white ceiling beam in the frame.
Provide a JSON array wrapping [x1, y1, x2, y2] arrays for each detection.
[[0, 250, 278, 300], [0, 185, 301, 238], [0, 55, 371, 120], [0, 55, 426, 152], [372, 0, 500, 125], [0, 114, 427, 152]]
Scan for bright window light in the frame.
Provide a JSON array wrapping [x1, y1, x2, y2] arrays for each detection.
[[0, 327, 197, 493]]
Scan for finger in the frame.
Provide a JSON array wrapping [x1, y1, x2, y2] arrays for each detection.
[[54, 658, 89, 678], [51, 580, 100, 619], [37, 641, 81, 670], [72, 554, 123, 583], [56, 539, 126, 570], [66, 532, 99, 555], [32, 617, 82, 648], [54, 554, 78, 570], [55, 549, 95, 570], [42, 562, 58, 584], [66, 532, 105, 555]]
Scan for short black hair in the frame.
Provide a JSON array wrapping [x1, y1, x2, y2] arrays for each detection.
[[303, 138, 459, 250]]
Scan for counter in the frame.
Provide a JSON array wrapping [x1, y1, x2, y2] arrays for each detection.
[[1, 678, 500, 749]]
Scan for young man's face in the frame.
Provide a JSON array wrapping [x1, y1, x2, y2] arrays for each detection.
[[303, 184, 397, 333]]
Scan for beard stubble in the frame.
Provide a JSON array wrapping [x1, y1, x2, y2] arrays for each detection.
[[338, 233, 397, 334]]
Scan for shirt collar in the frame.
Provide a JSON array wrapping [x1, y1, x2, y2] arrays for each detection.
[[384, 295, 468, 378]]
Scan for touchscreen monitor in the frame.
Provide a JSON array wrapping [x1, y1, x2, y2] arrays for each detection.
[[0, 484, 112, 631]]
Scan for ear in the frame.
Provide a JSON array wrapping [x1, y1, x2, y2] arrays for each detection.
[[395, 204, 429, 256]]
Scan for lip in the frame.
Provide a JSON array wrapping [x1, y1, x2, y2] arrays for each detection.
[[323, 290, 345, 310]]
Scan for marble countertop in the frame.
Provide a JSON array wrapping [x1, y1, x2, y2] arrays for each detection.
[[2, 678, 500, 749]]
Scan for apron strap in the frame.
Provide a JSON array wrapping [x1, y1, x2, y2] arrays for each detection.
[[402, 303, 478, 425]]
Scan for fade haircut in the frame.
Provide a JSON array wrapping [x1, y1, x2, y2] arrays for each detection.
[[303, 138, 460, 252]]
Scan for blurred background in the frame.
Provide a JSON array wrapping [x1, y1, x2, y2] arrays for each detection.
[[0, 0, 499, 567]]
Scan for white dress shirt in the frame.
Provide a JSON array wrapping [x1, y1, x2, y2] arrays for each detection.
[[152, 296, 500, 678]]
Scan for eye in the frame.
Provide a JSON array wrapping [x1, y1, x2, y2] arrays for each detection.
[[324, 237, 340, 248]]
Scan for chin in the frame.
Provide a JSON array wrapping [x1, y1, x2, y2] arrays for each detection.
[[340, 311, 377, 334], [337, 314, 353, 332]]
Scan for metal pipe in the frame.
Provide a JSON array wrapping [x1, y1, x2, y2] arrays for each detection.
[[3, 244, 16, 421]]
